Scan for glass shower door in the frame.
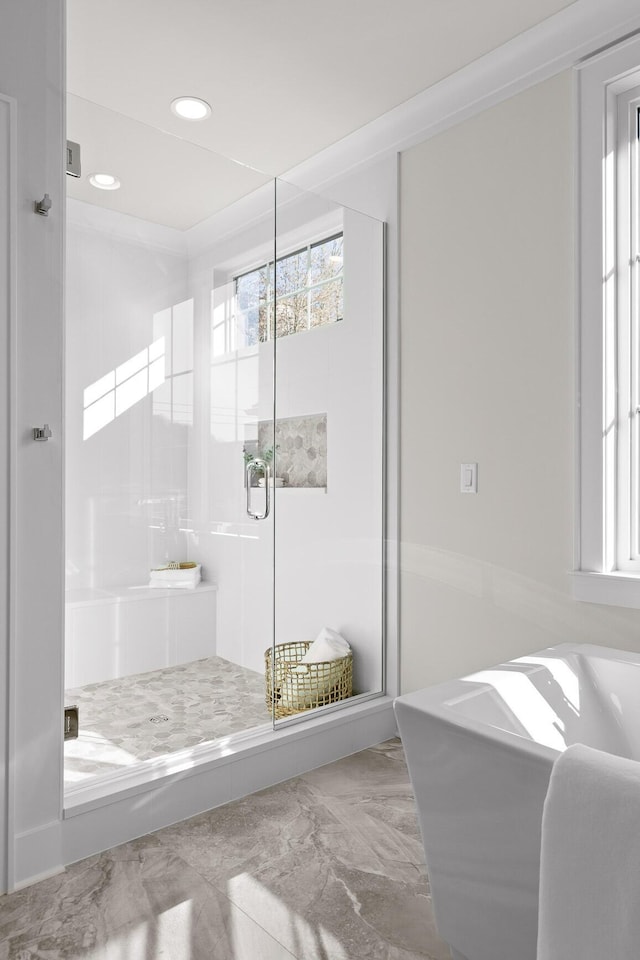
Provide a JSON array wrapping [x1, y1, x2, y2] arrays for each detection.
[[270, 179, 385, 724]]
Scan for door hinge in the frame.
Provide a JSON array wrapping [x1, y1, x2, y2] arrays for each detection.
[[64, 705, 79, 741]]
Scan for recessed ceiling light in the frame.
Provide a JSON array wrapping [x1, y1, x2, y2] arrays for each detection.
[[171, 96, 212, 121], [89, 173, 121, 191]]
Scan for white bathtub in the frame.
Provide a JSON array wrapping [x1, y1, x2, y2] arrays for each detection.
[[394, 642, 640, 960], [65, 583, 217, 689]]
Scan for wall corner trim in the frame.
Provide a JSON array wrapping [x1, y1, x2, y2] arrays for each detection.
[[0, 90, 18, 898]]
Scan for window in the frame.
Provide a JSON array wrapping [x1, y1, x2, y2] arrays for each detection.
[[235, 233, 343, 345], [575, 35, 640, 606]]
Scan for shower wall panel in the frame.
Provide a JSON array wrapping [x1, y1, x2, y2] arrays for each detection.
[[272, 206, 384, 696], [186, 205, 274, 678], [66, 200, 190, 592]]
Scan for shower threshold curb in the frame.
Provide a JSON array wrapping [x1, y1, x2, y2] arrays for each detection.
[[60, 694, 397, 870], [63, 693, 396, 820]]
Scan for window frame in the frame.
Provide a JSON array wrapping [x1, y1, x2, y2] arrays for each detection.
[[574, 34, 640, 607], [616, 88, 640, 570], [234, 231, 344, 346]]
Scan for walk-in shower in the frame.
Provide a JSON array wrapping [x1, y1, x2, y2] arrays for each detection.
[[63, 99, 386, 800]]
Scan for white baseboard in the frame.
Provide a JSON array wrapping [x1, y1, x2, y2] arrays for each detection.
[[12, 820, 63, 892]]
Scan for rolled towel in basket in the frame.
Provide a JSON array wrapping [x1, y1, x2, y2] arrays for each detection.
[[279, 630, 352, 710], [300, 627, 350, 663]]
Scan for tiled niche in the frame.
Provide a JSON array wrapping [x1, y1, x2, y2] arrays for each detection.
[[257, 413, 327, 488]]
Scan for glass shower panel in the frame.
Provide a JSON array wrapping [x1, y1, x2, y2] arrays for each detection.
[[270, 179, 385, 725], [205, 183, 277, 729], [64, 99, 276, 789]]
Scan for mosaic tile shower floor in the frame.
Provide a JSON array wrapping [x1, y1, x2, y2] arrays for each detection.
[[64, 656, 269, 786], [2, 740, 453, 960]]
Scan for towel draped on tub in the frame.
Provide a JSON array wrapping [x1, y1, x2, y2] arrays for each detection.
[[537, 743, 640, 960]]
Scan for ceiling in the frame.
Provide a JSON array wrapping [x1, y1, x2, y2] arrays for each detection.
[[66, 0, 577, 230]]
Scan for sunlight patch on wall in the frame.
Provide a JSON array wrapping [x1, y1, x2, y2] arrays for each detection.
[[152, 299, 195, 424], [83, 336, 166, 440]]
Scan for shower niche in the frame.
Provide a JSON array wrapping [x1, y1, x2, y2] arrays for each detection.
[[246, 412, 328, 490], [64, 107, 385, 797]]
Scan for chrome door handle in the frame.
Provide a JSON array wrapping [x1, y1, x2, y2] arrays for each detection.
[[246, 458, 270, 520]]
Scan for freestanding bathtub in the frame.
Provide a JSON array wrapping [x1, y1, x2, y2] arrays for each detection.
[[394, 643, 640, 960]]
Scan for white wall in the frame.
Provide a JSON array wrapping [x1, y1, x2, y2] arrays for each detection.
[[400, 70, 640, 693], [65, 200, 190, 591]]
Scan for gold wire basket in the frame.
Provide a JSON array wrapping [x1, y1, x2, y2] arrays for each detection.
[[265, 640, 353, 719]]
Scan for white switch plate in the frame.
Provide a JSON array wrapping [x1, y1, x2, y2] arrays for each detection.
[[460, 462, 478, 494]]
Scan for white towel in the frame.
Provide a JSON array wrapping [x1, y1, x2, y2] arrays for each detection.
[[300, 627, 350, 663], [148, 563, 201, 589], [537, 743, 640, 960]]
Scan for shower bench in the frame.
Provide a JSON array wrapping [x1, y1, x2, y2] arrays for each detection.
[[64, 582, 217, 688]]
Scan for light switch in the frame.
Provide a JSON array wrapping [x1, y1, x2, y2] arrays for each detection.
[[460, 462, 478, 494]]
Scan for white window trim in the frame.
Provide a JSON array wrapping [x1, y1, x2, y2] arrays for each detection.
[[575, 32, 640, 606], [616, 85, 640, 570]]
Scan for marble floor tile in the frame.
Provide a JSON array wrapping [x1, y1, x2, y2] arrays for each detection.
[[154, 739, 451, 960], [0, 837, 296, 960], [1, 740, 451, 960]]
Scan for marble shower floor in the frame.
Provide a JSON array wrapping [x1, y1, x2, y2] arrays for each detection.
[[0, 739, 453, 960], [65, 657, 269, 786]]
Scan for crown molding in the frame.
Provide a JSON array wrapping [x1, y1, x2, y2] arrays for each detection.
[[284, 0, 640, 194]]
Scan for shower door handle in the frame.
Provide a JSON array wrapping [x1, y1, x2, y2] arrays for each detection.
[[246, 458, 270, 520]]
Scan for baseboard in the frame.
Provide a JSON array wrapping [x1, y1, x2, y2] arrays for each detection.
[[12, 820, 63, 892]]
